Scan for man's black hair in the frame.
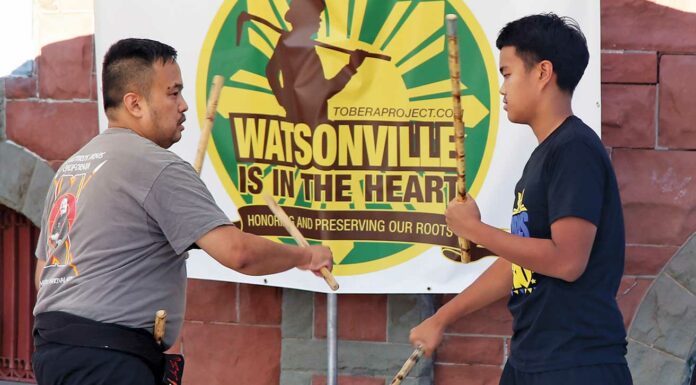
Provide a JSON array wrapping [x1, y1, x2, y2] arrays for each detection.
[[102, 38, 178, 111], [496, 13, 589, 94]]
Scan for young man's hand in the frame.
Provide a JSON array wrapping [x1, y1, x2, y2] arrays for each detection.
[[409, 315, 446, 357], [445, 195, 481, 239], [298, 245, 334, 277]]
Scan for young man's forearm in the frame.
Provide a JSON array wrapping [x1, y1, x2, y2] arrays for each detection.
[[409, 257, 511, 356], [465, 221, 586, 281], [431, 257, 511, 327]]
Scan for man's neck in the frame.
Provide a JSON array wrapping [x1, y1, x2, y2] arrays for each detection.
[[107, 117, 145, 138]]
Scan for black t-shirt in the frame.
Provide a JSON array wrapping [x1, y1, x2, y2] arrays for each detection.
[[507, 116, 627, 372]]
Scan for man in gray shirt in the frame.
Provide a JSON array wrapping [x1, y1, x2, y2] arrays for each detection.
[[32, 38, 333, 385]]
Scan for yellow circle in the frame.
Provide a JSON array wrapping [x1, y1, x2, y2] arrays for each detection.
[[197, 0, 500, 275]]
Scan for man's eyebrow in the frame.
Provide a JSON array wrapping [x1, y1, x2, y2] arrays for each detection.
[[499, 66, 507, 74], [168, 83, 184, 92]]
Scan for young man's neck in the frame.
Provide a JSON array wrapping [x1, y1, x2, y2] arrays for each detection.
[[528, 91, 574, 143]]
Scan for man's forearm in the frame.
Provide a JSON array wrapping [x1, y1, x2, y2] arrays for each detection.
[[233, 230, 311, 276], [197, 225, 312, 276]]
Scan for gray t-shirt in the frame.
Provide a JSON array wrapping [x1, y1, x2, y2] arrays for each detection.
[[34, 127, 231, 347]]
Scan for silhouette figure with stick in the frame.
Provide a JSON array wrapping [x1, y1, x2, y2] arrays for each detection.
[[237, 0, 391, 127]]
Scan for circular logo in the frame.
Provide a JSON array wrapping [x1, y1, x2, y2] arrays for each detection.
[[198, 0, 499, 275]]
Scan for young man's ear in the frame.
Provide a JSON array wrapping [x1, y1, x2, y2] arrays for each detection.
[[122, 92, 145, 118], [537, 60, 554, 89]]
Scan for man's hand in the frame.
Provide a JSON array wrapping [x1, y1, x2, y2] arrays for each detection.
[[445, 195, 481, 239], [409, 315, 446, 357], [298, 245, 334, 277]]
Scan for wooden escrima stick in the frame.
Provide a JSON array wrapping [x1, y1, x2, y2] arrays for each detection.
[[193, 75, 225, 174], [390, 346, 425, 385], [446, 14, 472, 263], [153, 309, 167, 345], [262, 194, 339, 291]]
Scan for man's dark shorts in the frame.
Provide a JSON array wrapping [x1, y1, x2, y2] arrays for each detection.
[[500, 361, 633, 385]]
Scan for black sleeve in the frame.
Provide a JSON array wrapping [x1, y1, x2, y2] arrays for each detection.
[[547, 141, 606, 226]]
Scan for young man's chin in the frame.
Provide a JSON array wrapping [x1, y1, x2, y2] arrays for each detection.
[[505, 112, 523, 125]]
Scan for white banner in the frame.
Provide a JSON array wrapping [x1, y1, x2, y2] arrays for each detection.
[[95, 0, 600, 293]]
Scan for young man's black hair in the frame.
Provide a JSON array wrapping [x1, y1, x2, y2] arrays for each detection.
[[496, 13, 589, 93]]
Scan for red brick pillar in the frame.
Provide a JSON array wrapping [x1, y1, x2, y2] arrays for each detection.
[[182, 280, 283, 385]]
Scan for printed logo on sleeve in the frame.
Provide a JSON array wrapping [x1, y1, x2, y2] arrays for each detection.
[[511, 189, 536, 294]]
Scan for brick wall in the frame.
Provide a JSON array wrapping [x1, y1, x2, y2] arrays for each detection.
[[2, 0, 695, 384], [280, 292, 433, 384], [601, 0, 696, 348], [182, 280, 283, 385], [3, 0, 97, 170]]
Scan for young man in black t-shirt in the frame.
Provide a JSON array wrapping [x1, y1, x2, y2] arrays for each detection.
[[409, 14, 632, 384]]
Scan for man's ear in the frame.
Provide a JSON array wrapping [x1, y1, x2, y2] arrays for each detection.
[[122, 92, 145, 118], [537, 60, 554, 89]]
